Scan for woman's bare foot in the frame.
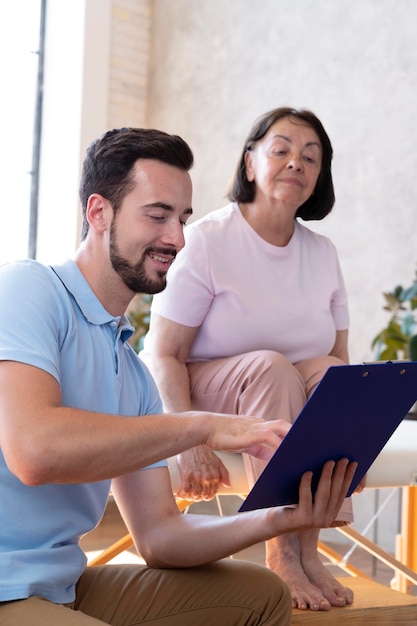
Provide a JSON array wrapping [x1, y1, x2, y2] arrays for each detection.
[[302, 550, 353, 607], [267, 533, 330, 610], [269, 548, 331, 610], [266, 532, 354, 611], [299, 527, 353, 606]]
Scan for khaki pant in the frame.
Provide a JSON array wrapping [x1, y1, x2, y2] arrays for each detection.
[[188, 350, 353, 522], [0, 560, 291, 625]]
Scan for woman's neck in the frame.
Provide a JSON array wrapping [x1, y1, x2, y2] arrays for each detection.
[[238, 202, 296, 247]]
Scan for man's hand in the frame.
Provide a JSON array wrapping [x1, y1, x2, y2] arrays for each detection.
[[203, 414, 291, 460], [277, 458, 358, 532]]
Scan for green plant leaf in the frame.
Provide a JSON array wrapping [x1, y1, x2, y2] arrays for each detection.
[[401, 283, 417, 301], [382, 292, 401, 310], [372, 265, 417, 361], [410, 335, 417, 361], [393, 285, 404, 299], [378, 346, 402, 361]]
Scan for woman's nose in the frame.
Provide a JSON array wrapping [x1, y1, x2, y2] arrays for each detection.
[[287, 155, 303, 171]]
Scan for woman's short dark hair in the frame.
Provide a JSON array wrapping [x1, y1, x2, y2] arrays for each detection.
[[227, 107, 335, 220], [79, 127, 194, 239]]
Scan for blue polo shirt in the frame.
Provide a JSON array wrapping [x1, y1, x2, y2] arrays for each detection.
[[0, 259, 165, 603]]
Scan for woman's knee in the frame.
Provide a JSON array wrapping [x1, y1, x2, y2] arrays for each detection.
[[236, 351, 305, 422], [295, 354, 346, 398], [247, 350, 297, 381], [247, 351, 304, 397]]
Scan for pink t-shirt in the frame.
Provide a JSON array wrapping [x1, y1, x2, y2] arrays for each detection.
[[147, 202, 349, 364]]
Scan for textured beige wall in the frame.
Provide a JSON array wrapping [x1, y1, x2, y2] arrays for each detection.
[[145, 0, 417, 364], [108, 0, 151, 128]]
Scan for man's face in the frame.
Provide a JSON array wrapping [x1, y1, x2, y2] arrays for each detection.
[[109, 159, 193, 294]]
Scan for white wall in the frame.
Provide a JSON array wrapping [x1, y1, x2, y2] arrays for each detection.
[[147, 0, 417, 364], [36, 0, 150, 263], [0, 1, 40, 264], [36, 0, 111, 264]]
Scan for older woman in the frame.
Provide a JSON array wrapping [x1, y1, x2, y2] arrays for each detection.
[[142, 107, 352, 612]]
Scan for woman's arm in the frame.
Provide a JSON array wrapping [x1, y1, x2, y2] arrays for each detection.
[[329, 329, 349, 363], [146, 312, 198, 412], [147, 312, 232, 499]]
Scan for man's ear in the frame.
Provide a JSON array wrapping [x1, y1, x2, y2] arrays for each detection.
[[86, 194, 112, 233]]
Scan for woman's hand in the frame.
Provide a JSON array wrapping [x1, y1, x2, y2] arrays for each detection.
[[176, 445, 230, 501], [175, 416, 291, 501]]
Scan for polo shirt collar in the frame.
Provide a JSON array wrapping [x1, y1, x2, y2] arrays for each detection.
[[50, 260, 134, 339]]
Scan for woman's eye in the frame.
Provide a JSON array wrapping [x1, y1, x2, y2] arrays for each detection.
[[302, 150, 320, 163]]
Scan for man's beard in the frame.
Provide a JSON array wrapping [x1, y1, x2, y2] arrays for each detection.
[[109, 223, 174, 294]]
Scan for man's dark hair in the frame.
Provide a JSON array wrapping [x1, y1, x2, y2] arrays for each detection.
[[227, 107, 335, 220], [79, 127, 194, 239]]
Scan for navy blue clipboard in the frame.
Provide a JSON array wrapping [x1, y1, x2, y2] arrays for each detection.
[[239, 361, 417, 512]]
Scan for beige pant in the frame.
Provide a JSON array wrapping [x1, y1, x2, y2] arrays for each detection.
[[0, 560, 291, 625], [188, 350, 353, 522]]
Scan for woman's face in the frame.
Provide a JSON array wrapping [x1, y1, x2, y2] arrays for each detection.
[[244, 116, 322, 210]]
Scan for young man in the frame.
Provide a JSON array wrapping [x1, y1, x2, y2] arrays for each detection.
[[0, 127, 356, 625]]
